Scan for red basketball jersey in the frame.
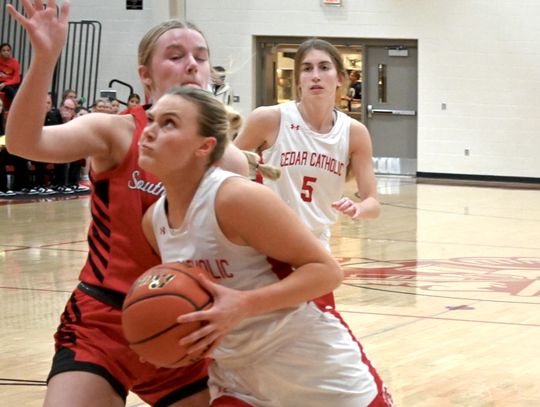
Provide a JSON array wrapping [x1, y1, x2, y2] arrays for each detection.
[[78, 105, 162, 294]]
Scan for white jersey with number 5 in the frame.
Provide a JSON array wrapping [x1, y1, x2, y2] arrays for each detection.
[[261, 101, 351, 246]]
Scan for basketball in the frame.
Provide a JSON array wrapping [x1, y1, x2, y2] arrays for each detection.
[[122, 262, 214, 368]]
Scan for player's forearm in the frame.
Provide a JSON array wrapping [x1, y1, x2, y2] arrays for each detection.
[[243, 261, 342, 318]]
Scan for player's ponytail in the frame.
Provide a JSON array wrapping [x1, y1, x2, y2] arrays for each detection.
[[242, 150, 281, 181], [223, 106, 280, 180]]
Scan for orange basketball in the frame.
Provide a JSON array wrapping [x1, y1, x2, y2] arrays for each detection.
[[122, 262, 213, 368]]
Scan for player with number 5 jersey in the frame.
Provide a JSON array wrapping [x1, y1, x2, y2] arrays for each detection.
[[235, 38, 380, 253], [256, 100, 351, 245], [235, 38, 381, 308]]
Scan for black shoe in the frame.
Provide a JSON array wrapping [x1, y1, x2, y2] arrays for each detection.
[[36, 186, 57, 196], [71, 184, 90, 192], [19, 188, 39, 195], [54, 185, 75, 194]]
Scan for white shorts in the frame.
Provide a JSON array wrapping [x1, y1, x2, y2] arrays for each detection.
[[208, 302, 379, 407]]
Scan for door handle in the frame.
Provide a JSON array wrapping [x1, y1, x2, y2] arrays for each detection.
[[367, 104, 416, 118]]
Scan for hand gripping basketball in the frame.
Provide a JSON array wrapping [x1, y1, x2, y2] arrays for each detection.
[[122, 262, 214, 368]]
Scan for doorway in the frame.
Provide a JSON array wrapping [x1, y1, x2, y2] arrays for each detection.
[[255, 36, 418, 175]]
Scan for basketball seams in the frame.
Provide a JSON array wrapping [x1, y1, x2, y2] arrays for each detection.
[[122, 262, 214, 367], [124, 292, 205, 311], [130, 321, 183, 345]]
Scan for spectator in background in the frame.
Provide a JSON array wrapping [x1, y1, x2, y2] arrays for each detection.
[[29, 93, 60, 195], [211, 65, 233, 105], [344, 70, 362, 112], [51, 97, 77, 193], [110, 98, 120, 114], [0, 97, 15, 196], [127, 92, 141, 108], [45, 93, 63, 124], [62, 88, 77, 102], [60, 97, 89, 192], [62, 88, 81, 110], [0, 92, 36, 196], [0, 43, 21, 104], [120, 93, 142, 114], [92, 97, 112, 113]]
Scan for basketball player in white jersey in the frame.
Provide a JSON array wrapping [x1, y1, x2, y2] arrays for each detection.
[[234, 38, 380, 250], [234, 38, 380, 310], [139, 86, 393, 407]]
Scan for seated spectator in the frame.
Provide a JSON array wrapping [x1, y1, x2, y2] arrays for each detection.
[[110, 98, 120, 114], [62, 88, 82, 111], [0, 43, 21, 104], [30, 92, 59, 195], [0, 97, 15, 196], [119, 93, 141, 115], [127, 93, 141, 108], [51, 97, 77, 194], [92, 97, 112, 113], [0, 94, 37, 196]]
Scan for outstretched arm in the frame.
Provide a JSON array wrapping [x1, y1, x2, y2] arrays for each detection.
[[5, 0, 114, 164], [5, 0, 69, 155]]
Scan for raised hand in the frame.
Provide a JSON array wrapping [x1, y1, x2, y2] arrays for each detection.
[[6, 0, 70, 62]]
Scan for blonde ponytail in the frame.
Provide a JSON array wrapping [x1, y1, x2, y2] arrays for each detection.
[[242, 150, 281, 181], [223, 106, 280, 180]]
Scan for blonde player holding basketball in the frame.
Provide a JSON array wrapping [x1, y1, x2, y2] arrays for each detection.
[[140, 86, 393, 407], [5, 1, 247, 406], [234, 38, 381, 308]]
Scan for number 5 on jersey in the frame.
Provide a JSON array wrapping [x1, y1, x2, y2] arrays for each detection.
[[301, 176, 317, 202]]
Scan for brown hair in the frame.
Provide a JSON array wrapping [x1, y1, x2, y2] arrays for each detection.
[[166, 86, 228, 165], [293, 38, 346, 100]]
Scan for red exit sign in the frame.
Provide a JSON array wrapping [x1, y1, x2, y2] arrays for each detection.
[[322, 0, 342, 5]]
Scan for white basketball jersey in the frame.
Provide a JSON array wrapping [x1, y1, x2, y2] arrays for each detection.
[[153, 167, 383, 406], [261, 101, 351, 244], [152, 167, 307, 366]]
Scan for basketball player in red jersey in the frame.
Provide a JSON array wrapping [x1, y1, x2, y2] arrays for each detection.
[[234, 38, 381, 308], [6, 1, 247, 405]]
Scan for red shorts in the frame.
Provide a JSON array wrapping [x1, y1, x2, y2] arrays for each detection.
[[49, 287, 210, 406]]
